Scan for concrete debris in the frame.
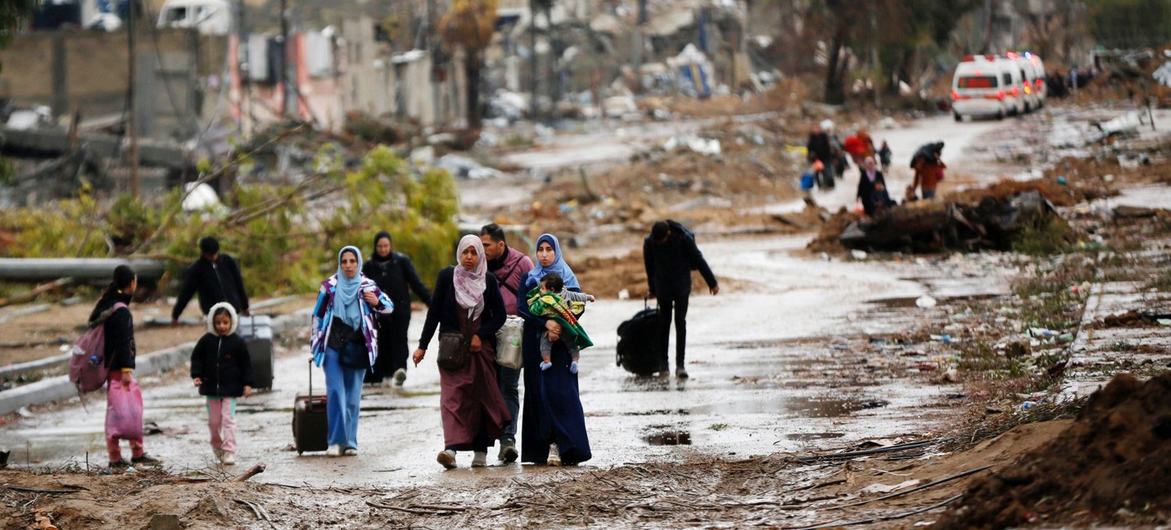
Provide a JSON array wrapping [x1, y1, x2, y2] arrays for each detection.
[[180, 183, 224, 213], [5, 106, 52, 130], [436, 154, 504, 180]]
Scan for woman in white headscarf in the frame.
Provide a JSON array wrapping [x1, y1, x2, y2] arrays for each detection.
[[413, 235, 509, 469]]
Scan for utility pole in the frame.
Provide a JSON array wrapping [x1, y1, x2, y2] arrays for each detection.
[[236, 0, 247, 134], [529, 0, 538, 119], [280, 0, 296, 119], [983, 0, 993, 53], [127, 0, 140, 199]]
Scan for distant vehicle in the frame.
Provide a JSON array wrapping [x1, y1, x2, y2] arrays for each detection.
[[951, 55, 1017, 121], [157, 0, 231, 35], [951, 52, 1044, 121]]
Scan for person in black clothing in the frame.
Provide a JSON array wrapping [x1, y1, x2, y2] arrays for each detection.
[[856, 156, 894, 217], [643, 220, 718, 379], [89, 265, 161, 468], [190, 302, 254, 465], [806, 123, 836, 189], [362, 231, 432, 386], [171, 237, 250, 324]]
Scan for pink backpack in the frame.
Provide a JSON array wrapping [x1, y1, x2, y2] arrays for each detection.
[[69, 302, 127, 393]]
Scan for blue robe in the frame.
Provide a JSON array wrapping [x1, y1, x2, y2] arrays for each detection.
[[519, 275, 591, 465]]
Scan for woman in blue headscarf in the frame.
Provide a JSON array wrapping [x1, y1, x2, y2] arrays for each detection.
[[518, 233, 591, 466], [310, 246, 394, 456]]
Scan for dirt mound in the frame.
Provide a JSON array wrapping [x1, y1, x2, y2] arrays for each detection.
[[937, 372, 1171, 528]]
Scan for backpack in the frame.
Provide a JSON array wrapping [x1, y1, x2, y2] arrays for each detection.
[[69, 302, 127, 393]]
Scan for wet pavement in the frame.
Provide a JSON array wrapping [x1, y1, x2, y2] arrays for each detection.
[[0, 234, 1012, 489]]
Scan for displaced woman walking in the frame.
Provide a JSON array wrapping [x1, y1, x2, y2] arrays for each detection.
[[310, 246, 394, 456], [90, 265, 161, 468], [363, 231, 431, 387], [413, 235, 510, 469], [519, 234, 592, 466]]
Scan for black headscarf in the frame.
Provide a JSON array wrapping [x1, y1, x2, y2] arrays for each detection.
[[370, 231, 394, 263]]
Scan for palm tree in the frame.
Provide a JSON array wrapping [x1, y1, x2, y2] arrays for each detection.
[[439, 0, 500, 129]]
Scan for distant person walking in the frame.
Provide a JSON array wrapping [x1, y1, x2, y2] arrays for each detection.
[[910, 142, 946, 200], [362, 231, 431, 387], [90, 265, 161, 469], [172, 237, 249, 324], [518, 233, 591, 466], [309, 246, 394, 457], [480, 223, 533, 464], [643, 220, 718, 379], [878, 140, 892, 172], [806, 122, 836, 189], [414, 235, 511, 469]]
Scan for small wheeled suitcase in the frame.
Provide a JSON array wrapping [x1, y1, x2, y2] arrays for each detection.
[[616, 299, 666, 376], [239, 315, 274, 390], [292, 358, 328, 454]]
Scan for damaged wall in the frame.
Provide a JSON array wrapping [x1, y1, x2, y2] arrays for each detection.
[[0, 28, 227, 141]]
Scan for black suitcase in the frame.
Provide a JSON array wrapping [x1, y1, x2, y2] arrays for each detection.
[[239, 315, 275, 390], [616, 300, 666, 376], [292, 358, 328, 454]]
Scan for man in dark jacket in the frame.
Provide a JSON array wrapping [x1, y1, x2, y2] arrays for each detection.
[[643, 220, 718, 379], [480, 223, 533, 464], [806, 123, 836, 189], [363, 231, 432, 386], [171, 237, 250, 324]]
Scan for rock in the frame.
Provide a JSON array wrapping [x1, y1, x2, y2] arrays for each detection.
[[149, 514, 182, 530]]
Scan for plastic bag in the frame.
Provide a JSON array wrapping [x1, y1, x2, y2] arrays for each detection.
[[105, 377, 144, 440]]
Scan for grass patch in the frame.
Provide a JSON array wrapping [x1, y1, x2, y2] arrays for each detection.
[[1012, 217, 1075, 256]]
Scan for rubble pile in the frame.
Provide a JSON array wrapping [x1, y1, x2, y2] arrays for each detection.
[[515, 119, 805, 243], [938, 373, 1171, 528]]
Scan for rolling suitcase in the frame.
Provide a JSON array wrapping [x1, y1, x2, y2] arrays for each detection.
[[616, 299, 666, 376], [239, 315, 274, 390], [292, 358, 328, 454]]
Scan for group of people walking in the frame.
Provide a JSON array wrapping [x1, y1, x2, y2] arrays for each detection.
[[91, 219, 717, 470], [803, 120, 947, 218]]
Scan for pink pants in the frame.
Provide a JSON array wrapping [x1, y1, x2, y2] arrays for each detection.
[[206, 397, 238, 454]]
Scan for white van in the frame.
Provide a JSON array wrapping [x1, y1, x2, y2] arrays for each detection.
[[1006, 52, 1043, 112], [1026, 53, 1047, 107], [951, 54, 1022, 121]]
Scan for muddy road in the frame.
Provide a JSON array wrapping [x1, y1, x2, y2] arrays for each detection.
[[6, 105, 1166, 529], [0, 234, 1013, 488]]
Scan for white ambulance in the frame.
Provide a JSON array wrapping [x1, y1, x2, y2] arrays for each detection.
[[951, 54, 1026, 121]]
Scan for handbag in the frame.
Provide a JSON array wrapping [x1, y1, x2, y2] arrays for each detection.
[[438, 332, 469, 371], [327, 316, 357, 351], [437, 318, 472, 372]]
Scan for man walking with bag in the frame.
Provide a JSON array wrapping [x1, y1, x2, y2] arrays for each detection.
[[643, 220, 718, 379], [480, 224, 533, 463]]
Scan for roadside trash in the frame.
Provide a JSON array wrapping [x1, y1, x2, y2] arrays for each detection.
[[1157, 319, 1171, 326], [929, 334, 952, 344], [916, 296, 938, 309], [861, 479, 920, 495], [436, 154, 504, 180], [1019, 400, 1037, 411], [16, 406, 34, 418], [1028, 328, 1058, 339], [943, 367, 959, 382], [851, 250, 868, 261], [1103, 174, 1115, 182], [1056, 175, 1068, 186], [618, 289, 630, 300], [1057, 333, 1075, 343], [181, 183, 224, 212]]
